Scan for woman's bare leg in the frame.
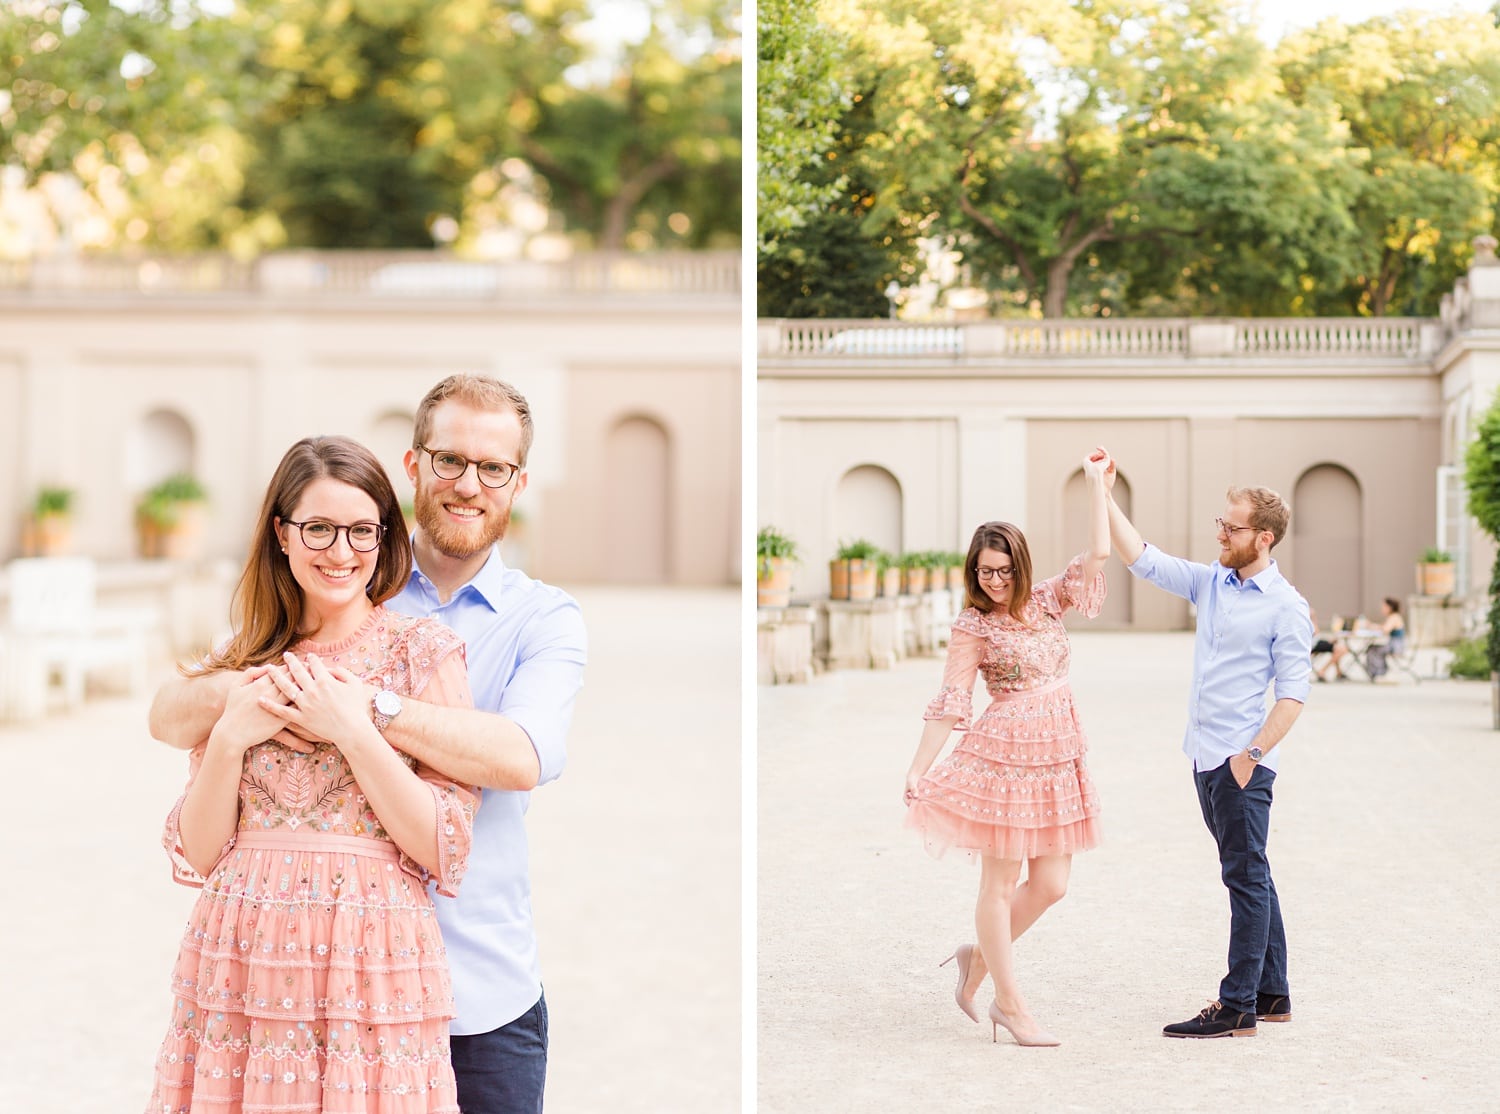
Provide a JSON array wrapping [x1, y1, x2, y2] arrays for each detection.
[[959, 854, 1072, 997], [972, 855, 1054, 1040]]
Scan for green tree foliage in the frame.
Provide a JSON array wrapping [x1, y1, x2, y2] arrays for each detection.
[[764, 0, 1500, 319], [756, 0, 847, 254], [758, 92, 922, 317], [0, 0, 737, 253], [522, 0, 741, 250], [1276, 10, 1500, 316], [1464, 393, 1500, 673]]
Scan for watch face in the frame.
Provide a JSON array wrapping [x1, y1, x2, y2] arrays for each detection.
[[1248, 747, 1263, 761], [375, 690, 402, 716]]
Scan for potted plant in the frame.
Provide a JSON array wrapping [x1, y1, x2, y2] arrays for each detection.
[[830, 537, 879, 601], [943, 550, 966, 593], [757, 526, 798, 608], [900, 550, 930, 595], [1415, 547, 1455, 597], [23, 486, 75, 556], [874, 549, 902, 598], [137, 473, 209, 559]]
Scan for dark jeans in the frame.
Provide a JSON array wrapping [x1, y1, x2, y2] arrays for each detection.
[[1194, 760, 1288, 1014], [451, 992, 548, 1114]]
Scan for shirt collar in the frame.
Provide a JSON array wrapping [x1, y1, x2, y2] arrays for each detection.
[[408, 541, 507, 611], [1220, 558, 1281, 593]]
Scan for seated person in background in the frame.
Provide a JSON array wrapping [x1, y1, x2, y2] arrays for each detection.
[[1312, 611, 1345, 682], [1364, 597, 1406, 679]]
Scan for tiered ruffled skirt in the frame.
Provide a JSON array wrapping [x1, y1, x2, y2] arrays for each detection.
[[907, 678, 1102, 861], [147, 831, 459, 1113]]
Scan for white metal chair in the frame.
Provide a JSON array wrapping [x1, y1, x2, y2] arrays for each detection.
[[4, 557, 150, 713]]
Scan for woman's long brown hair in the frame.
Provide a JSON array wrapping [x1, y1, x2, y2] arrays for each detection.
[[962, 521, 1034, 623], [192, 436, 412, 675]]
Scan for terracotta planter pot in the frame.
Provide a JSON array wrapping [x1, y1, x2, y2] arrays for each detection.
[[141, 504, 207, 560], [758, 557, 793, 607], [1416, 562, 1455, 597], [828, 559, 850, 600], [947, 566, 965, 592], [23, 514, 72, 557], [903, 566, 929, 594], [878, 568, 902, 597], [848, 559, 876, 601]]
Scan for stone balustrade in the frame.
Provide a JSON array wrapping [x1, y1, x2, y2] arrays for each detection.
[[0, 250, 741, 301], [759, 315, 1443, 362]]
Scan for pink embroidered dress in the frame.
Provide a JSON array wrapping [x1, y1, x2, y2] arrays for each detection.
[[147, 608, 478, 1114], [907, 556, 1106, 861]]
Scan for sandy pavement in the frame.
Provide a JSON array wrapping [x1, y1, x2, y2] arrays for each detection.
[[0, 586, 739, 1114], [758, 631, 1498, 1113]]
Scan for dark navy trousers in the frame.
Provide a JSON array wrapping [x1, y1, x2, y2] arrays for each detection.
[[451, 992, 548, 1114], [1193, 760, 1289, 1014]]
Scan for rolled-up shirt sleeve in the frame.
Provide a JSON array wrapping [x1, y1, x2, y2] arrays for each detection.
[[497, 593, 587, 786], [1271, 602, 1315, 704]]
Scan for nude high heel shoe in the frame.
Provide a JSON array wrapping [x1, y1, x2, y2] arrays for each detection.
[[938, 945, 980, 1022], [988, 1001, 1060, 1047]]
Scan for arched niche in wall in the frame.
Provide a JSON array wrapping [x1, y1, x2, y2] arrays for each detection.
[[369, 410, 417, 508], [834, 464, 902, 557], [605, 414, 671, 584], [1292, 463, 1363, 622], [126, 408, 196, 492], [1062, 467, 1132, 627]]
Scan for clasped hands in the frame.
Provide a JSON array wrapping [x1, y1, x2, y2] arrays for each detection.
[[213, 652, 377, 757], [1084, 445, 1117, 489]]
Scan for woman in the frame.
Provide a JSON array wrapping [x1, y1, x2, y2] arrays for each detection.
[[146, 436, 479, 1113], [903, 450, 1110, 1047], [1364, 596, 1407, 679]]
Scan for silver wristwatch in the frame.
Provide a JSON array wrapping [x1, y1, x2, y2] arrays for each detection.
[[372, 689, 403, 732], [1246, 746, 1263, 763]]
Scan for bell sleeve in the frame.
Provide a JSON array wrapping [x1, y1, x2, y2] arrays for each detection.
[[160, 743, 238, 889], [1037, 554, 1107, 620], [923, 616, 987, 729], [399, 623, 481, 898]]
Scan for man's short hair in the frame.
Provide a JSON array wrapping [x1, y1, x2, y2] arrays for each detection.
[[1227, 485, 1291, 548], [413, 374, 534, 467]]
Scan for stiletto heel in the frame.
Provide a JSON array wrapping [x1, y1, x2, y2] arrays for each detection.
[[938, 945, 980, 1022], [988, 1001, 1060, 1047]]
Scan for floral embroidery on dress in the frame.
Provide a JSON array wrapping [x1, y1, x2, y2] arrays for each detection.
[[148, 606, 476, 1113], [162, 610, 477, 896], [908, 555, 1107, 861]]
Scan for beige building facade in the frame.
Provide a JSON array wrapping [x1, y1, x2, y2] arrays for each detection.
[[759, 248, 1500, 633], [0, 250, 741, 588]]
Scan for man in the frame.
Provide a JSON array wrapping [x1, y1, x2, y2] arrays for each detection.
[[1099, 451, 1311, 1039], [150, 374, 587, 1111]]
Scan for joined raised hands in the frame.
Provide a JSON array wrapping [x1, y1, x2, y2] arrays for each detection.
[[1084, 445, 1117, 490]]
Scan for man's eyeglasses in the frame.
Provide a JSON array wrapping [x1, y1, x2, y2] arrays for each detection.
[[976, 566, 1015, 582], [416, 444, 519, 489], [283, 519, 386, 552], [1215, 517, 1261, 538]]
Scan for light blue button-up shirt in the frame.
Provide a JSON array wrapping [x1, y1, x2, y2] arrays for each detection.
[[1128, 543, 1312, 774], [391, 546, 587, 1035]]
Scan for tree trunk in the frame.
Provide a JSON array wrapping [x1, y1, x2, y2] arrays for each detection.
[[598, 153, 680, 250]]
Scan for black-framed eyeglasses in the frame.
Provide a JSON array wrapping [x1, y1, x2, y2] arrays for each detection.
[[976, 566, 1015, 582], [1215, 517, 1261, 538], [282, 519, 386, 552], [416, 444, 519, 489]]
